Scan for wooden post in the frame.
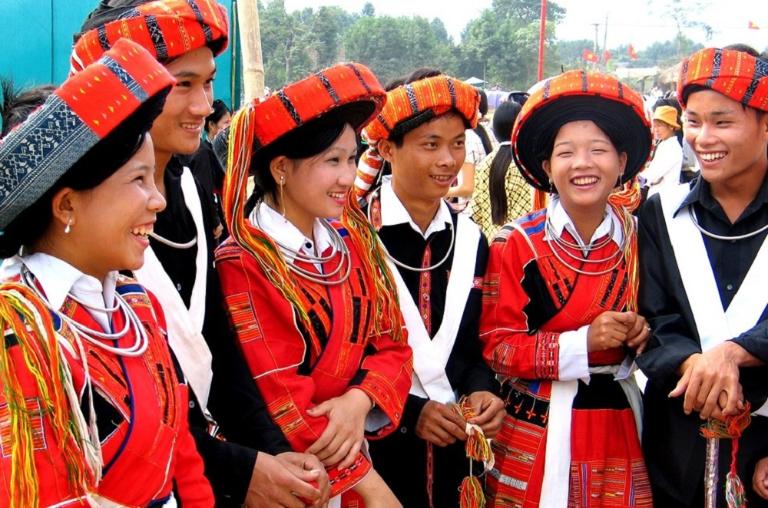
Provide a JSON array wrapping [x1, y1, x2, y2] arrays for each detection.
[[237, 0, 265, 102]]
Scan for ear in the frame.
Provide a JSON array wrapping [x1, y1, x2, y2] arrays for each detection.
[[618, 151, 628, 178], [268, 155, 290, 186], [542, 159, 552, 179], [377, 138, 396, 164], [50, 187, 77, 229]]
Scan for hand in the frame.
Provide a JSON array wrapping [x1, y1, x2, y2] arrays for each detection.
[[668, 343, 746, 419], [306, 388, 372, 469], [586, 311, 631, 352], [354, 468, 402, 508], [244, 452, 326, 508], [753, 457, 768, 500], [623, 312, 651, 354], [465, 391, 505, 439], [415, 400, 468, 447]]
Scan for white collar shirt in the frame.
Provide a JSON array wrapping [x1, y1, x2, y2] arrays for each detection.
[[379, 176, 453, 239]]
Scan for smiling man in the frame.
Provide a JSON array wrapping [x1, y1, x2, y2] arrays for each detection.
[[355, 69, 505, 507], [637, 45, 768, 507], [71, 1, 330, 507]]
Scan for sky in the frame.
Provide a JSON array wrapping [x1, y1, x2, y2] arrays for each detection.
[[283, 0, 766, 51]]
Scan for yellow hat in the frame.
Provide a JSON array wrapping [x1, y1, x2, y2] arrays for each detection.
[[652, 105, 681, 130]]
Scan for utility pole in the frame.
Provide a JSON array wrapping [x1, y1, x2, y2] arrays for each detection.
[[591, 22, 600, 69], [237, 0, 265, 102], [602, 12, 609, 69]]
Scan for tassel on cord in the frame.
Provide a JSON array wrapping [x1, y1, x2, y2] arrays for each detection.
[[700, 403, 752, 508], [0, 284, 96, 507], [455, 397, 494, 508]]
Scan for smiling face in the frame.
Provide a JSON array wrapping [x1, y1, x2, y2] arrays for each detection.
[[379, 112, 467, 208], [275, 124, 358, 237], [55, 135, 166, 280], [150, 47, 216, 160], [683, 89, 768, 188], [652, 119, 676, 141], [543, 120, 627, 216]]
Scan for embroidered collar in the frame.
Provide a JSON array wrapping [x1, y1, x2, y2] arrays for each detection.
[[0, 253, 117, 331], [545, 196, 624, 248], [379, 176, 453, 239], [249, 201, 333, 264]]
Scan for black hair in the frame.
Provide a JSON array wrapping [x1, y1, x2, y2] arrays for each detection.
[[508, 91, 529, 106], [1, 80, 56, 138], [0, 86, 169, 258], [472, 90, 493, 156], [477, 90, 488, 117], [489, 101, 522, 225], [245, 101, 374, 214], [723, 43, 760, 57], [205, 99, 230, 137]]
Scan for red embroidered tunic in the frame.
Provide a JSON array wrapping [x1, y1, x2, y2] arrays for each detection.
[[216, 224, 412, 497], [480, 209, 652, 508], [0, 275, 213, 507]]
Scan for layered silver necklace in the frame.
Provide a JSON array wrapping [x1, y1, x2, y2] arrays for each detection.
[[253, 212, 351, 285], [149, 231, 197, 249], [22, 268, 149, 357], [544, 212, 627, 276], [689, 206, 768, 241]]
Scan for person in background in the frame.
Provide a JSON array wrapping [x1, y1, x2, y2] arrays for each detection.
[[72, 1, 330, 506], [639, 104, 683, 197], [480, 70, 653, 507], [472, 99, 532, 239], [0, 39, 212, 507], [216, 62, 412, 508]]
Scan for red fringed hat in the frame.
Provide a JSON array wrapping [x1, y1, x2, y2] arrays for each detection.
[[678, 47, 768, 112], [0, 38, 175, 230], [354, 75, 480, 198], [71, 0, 229, 74], [512, 70, 652, 192]]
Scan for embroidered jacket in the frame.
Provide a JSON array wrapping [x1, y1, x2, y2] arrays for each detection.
[[0, 274, 213, 507], [216, 223, 412, 497]]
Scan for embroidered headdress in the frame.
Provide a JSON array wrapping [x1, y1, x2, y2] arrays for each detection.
[[223, 62, 405, 344], [0, 38, 174, 230], [512, 69, 652, 193], [354, 74, 480, 198], [71, 0, 229, 73], [678, 47, 768, 112]]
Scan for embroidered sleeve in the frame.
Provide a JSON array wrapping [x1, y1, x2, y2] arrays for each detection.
[[480, 231, 584, 380], [348, 322, 412, 438], [216, 252, 371, 496]]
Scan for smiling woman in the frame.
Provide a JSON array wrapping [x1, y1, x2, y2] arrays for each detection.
[[0, 39, 215, 507]]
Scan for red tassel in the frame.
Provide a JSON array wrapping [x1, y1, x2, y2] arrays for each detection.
[[459, 475, 486, 508]]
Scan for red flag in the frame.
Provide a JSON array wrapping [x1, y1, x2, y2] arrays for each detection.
[[582, 48, 598, 63], [748, 20, 760, 30], [603, 50, 612, 62], [628, 44, 638, 60]]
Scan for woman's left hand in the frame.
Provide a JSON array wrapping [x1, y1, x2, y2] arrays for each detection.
[[624, 311, 651, 354], [306, 388, 372, 469], [466, 391, 506, 439]]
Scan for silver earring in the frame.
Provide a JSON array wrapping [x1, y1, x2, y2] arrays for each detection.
[[279, 176, 286, 217], [64, 219, 72, 234]]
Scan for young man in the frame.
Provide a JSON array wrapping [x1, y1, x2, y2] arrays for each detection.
[[355, 70, 505, 507], [72, 1, 329, 506], [637, 46, 768, 507]]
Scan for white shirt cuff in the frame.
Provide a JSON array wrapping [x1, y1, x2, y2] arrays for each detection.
[[558, 325, 590, 381]]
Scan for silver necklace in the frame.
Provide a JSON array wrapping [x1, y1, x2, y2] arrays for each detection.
[[149, 231, 197, 249], [22, 269, 149, 357], [366, 191, 456, 272], [253, 212, 352, 285], [690, 207, 768, 241]]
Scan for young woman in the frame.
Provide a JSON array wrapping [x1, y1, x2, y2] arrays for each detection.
[[216, 63, 412, 507], [0, 39, 212, 507], [73, 2, 329, 506], [479, 70, 654, 507]]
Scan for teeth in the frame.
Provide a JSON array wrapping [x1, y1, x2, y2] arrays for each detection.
[[431, 175, 453, 182], [700, 152, 726, 162], [131, 226, 153, 237], [572, 176, 599, 185]]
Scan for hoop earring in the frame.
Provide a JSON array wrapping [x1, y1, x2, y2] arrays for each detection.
[[64, 218, 73, 234], [279, 175, 286, 217]]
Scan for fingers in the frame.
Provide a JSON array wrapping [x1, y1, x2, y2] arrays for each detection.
[[668, 364, 692, 398], [468, 393, 504, 427], [480, 407, 506, 438], [306, 427, 334, 456], [337, 438, 362, 470], [306, 401, 331, 418]]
